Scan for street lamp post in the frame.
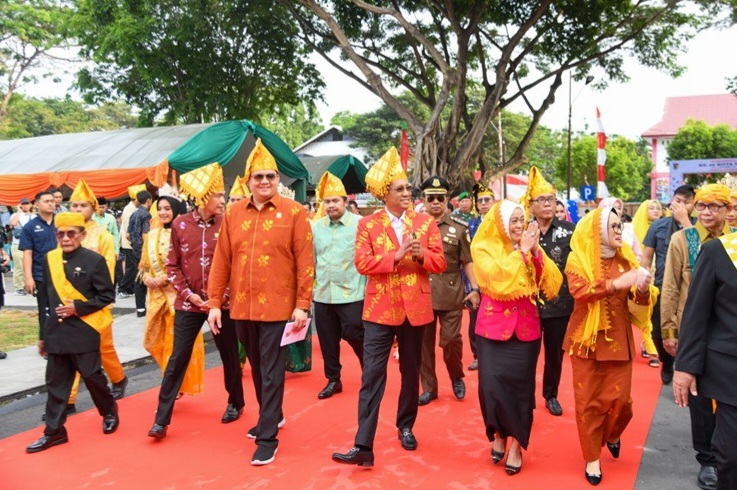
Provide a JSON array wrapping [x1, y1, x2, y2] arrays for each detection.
[[566, 73, 594, 200]]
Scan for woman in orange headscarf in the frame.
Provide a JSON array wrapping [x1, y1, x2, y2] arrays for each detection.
[[471, 200, 562, 476], [564, 206, 653, 485]]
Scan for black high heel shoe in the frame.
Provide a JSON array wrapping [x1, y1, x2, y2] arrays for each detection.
[[491, 449, 505, 464], [606, 439, 621, 459], [505, 453, 522, 475], [585, 463, 603, 485]]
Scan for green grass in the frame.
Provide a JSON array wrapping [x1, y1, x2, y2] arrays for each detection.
[[0, 309, 39, 351]]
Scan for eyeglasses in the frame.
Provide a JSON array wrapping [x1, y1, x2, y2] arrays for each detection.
[[477, 197, 492, 204], [56, 230, 80, 239], [531, 196, 556, 205], [252, 173, 277, 182], [391, 185, 413, 193], [695, 202, 727, 213], [425, 194, 446, 203], [609, 223, 623, 234]]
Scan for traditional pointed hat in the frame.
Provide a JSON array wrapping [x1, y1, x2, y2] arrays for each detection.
[[314, 171, 347, 220], [365, 147, 407, 199], [128, 184, 147, 201], [229, 177, 251, 198], [179, 162, 225, 207], [69, 179, 98, 210], [244, 138, 278, 182], [522, 166, 556, 217], [55, 212, 86, 229]]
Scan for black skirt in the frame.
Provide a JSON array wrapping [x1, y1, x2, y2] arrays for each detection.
[[477, 334, 541, 449]]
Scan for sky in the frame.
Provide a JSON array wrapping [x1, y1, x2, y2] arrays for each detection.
[[22, 23, 737, 143], [311, 24, 737, 141]]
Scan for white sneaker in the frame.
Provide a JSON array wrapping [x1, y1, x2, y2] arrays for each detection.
[[251, 446, 277, 466]]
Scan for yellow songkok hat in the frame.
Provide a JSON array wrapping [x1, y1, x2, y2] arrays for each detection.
[[244, 138, 278, 183], [69, 179, 98, 210], [317, 171, 347, 200], [128, 184, 147, 201], [365, 147, 407, 199], [695, 183, 731, 205], [179, 162, 225, 207], [229, 177, 251, 198], [55, 212, 85, 230]]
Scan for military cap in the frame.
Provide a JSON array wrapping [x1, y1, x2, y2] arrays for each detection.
[[420, 175, 450, 195]]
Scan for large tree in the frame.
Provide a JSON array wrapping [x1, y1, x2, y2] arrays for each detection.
[[667, 118, 737, 161], [283, 0, 725, 187], [71, 0, 325, 126], [0, 0, 72, 125]]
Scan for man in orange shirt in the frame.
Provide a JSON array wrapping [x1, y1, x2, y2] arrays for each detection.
[[332, 147, 446, 467], [208, 139, 314, 466]]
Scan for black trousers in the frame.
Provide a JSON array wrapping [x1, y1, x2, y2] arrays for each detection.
[[420, 309, 464, 394], [134, 276, 147, 311], [468, 308, 478, 360], [713, 401, 737, 490], [114, 254, 124, 291], [651, 292, 674, 373], [355, 319, 426, 449], [35, 279, 49, 336], [236, 320, 288, 451], [540, 315, 569, 400], [119, 248, 136, 294], [314, 301, 364, 382], [689, 392, 717, 467], [155, 310, 243, 426], [45, 350, 115, 435]]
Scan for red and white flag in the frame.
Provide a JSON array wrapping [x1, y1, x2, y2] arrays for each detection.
[[596, 107, 609, 199], [399, 122, 409, 171]]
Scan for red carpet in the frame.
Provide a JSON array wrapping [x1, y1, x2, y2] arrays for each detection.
[[0, 315, 661, 490]]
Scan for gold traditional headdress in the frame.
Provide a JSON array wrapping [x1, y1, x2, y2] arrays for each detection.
[[179, 162, 225, 207], [229, 177, 251, 198], [128, 184, 147, 201], [55, 212, 86, 229], [69, 179, 98, 210], [244, 138, 278, 183], [521, 166, 556, 218], [365, 147, 407, 199], [472, 182, 494, 212], [718, 173, 737, 199], [695, 183, 731, 205], [314, 171, 347, 220]]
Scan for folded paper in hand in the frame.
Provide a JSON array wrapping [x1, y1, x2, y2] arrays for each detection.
[[280, 318, 311, 347]]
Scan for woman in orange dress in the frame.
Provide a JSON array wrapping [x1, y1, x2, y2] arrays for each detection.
[[564, 206, 653, 485]]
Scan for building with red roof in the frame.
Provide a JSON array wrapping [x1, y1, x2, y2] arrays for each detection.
[[642, 93, 737, 200]]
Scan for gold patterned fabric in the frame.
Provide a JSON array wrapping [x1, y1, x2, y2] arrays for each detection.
[[179, 162, 225, 207], [69, 179, 98, 209], [229, 177, 250, 198], [695, 183, 731, 204], [521, 166, 555, 218], [365, 147, 407, 198], [128, 184, 147, 200], [55, 212, 85, 229], [471, 200, 562, 303], [244, 138, 278, 182], [314, 171, 347, 220]]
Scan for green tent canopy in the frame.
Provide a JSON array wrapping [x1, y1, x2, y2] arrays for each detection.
[[299, 155, 368, 195], [168, 120, 311, 201]]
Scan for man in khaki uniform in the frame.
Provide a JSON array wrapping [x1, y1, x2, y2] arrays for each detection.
[[662, 183, 734, 490], [418, 176, 480, 406]]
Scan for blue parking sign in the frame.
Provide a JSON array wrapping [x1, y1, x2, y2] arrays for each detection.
[[580, 185, 595, 201]]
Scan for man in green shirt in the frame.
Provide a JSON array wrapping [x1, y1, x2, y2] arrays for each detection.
[[92, 198, 120, 256], [311, 172, 367, 400]]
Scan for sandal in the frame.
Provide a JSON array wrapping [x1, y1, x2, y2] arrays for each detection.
[[648, 358, 660, 368]]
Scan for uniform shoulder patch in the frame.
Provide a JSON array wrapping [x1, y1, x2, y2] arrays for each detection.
[[450, 215, 469, 228]]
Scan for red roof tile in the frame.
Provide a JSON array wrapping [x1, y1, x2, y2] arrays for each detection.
[[642, 94, 737, 138]]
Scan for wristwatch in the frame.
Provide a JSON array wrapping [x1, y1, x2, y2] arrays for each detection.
[[470, 287, 481, 293], [298, 307, 310, 313]]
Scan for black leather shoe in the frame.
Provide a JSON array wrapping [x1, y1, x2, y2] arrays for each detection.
[[606, 439, 621, 459], [318, 381, 343, 399], [332, 446, 374, 467], [546, 397, 563, 416], [148, 423, 167, 440], [661, 366, 674, 385], [41, 403, 76, 422], [505, 453, 522, 475], [102, 410, 119, 435], [452, 378, 466, 400], [26, 429, 69, 453], [398, 428, 417, 451], [111, 377, 128, 400], [697, 465, 718, 490], [585, 464, 603, 486], [417, 392, 437, 406], [0, 351, 7, 359], [221, 403, 243, 423]]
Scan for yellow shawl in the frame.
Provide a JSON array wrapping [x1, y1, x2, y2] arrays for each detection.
[[632, 200, 659, 246], [566, 207, 653, 349], [471, 200, 562, 302], [47, 248, 112, 333]]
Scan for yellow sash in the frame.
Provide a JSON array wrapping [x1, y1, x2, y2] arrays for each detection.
[[47, 248, 112, 333], [718, 232, 737, 271]]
